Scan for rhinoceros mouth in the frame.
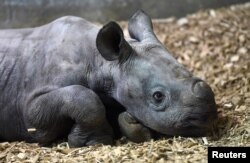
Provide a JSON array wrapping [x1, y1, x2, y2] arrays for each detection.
[[185, 112, 217, 127], [147, 125, 210, 138], [174, 127, 209, 137], [162, 111, 218, 137], [148, 110, 218, 137]]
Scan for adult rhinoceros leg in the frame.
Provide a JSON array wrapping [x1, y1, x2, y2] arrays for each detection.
[[24, 85, 113, 147]]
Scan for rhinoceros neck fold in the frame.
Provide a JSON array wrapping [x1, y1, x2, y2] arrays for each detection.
[[87, 63, 117, 96], [83, 37, 120, 97]]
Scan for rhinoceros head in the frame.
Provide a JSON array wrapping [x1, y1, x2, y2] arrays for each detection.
[[96, 10, 217, 137]]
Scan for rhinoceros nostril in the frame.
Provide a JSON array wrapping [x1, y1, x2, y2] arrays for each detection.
[[192, 80, 212, 99]]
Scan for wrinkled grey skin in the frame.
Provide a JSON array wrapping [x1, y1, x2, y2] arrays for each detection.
[[0, 10, 217, 147]]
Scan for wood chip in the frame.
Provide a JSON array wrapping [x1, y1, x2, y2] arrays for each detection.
[[202, 137, 208, 145], [223, 103, 234, 109], [27, 128, 37, 132], [17, 153, 26, 160], [230, 55, 240, 62], [177, 18, 188, 26]]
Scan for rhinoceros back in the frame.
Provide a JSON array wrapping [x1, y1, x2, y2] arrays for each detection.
[[0, 28, 37, 141]]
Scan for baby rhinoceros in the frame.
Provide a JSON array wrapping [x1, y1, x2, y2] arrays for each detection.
[[0, 10, 217, 147]]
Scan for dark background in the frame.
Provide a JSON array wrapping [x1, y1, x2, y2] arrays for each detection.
[[0, 0, 249, 28]]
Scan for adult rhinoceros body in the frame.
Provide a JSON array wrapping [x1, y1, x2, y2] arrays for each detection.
[[0, 11, 217, 147]]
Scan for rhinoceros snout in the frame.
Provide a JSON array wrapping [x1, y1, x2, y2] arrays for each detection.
[[191, 79, 214, 101], [176, 78, 217, 132], [180, 78, 215, 106]]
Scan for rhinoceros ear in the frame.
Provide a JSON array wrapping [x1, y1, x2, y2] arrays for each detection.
[[128, 10, 159, 43], [96, 22, 133, 63]]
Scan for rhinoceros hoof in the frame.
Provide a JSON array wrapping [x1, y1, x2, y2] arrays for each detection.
[[118, 112, 152, 143], [67, 124, 113, 147]]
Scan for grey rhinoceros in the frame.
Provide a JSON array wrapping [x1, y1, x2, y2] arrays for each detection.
[[0, 10, 217, 147]]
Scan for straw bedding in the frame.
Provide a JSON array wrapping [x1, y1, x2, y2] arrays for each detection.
[[0, 3, 249, 163]]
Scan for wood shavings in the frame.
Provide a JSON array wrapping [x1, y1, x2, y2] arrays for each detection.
[[0, 2, 249, 163]]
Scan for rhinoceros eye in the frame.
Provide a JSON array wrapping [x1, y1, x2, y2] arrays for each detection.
[[150, 88, 170, 111], [153, 91, 165, 103]]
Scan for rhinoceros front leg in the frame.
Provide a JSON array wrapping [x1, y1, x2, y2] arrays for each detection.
[[118, 112, 152, 143], [24, 85, 113, 147]]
